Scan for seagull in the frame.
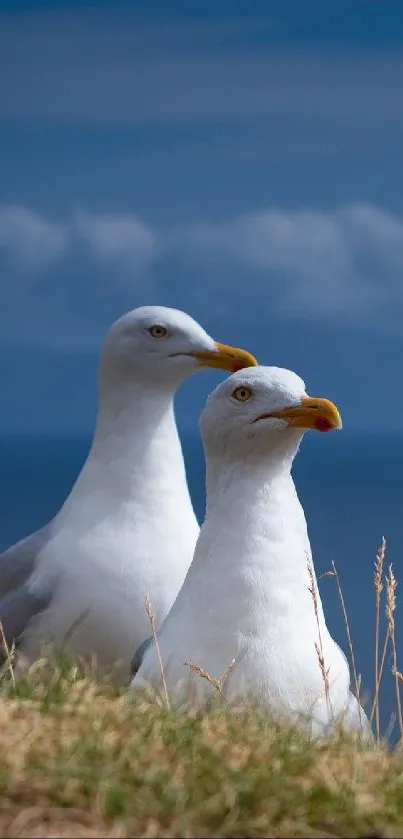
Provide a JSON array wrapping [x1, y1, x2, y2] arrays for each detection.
[[131, 365, 372, 738], [0, 306, 257, 677]]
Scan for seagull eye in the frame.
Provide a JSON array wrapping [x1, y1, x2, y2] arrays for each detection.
[[149, 324, 168, 339], [232, 386, 252, 402]]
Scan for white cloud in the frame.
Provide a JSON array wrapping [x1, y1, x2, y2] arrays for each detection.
[[2, 202, 403, 327], [171, 203, 403, 315], [0, 205, 68, 273], [76, 211, 157, 270]]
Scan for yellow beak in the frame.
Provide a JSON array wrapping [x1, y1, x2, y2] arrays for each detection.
[[191, 341, 258, 373], [267, 395, 342, 433]]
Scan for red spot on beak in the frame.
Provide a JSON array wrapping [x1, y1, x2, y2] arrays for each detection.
[[231, 362, 245, 373], [314, 417, 333, 433]]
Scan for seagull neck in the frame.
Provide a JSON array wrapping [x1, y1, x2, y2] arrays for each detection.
[[93, 377, 177, 449], [62, 371, 195, 527], [80, 377, 185, 496], [204, 436, 300, 516], [199, 437, 327, 628]]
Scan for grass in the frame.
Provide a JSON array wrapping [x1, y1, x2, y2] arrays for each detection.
[[1, 540, 403, 838], [0, 659, 402, 839]]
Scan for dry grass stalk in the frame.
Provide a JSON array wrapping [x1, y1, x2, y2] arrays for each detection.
[[371, 538, 386, 741], [184, 657, 236, 707], [307, 557, 333, 718], [0, 618, 16, 690], [144, 596, 171, 712], [386, 565, 403, 741], [329, 561, 363, 732]]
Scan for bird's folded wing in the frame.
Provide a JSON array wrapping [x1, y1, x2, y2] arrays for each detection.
[[0, 526, 53, 657], [130, 635, 154, 678]]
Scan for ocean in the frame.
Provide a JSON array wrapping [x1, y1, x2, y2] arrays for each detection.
[[1, 430, 402, 738]]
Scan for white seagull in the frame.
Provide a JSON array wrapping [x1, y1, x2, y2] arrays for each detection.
[[0, 306, 257, 677], [131, 365, 372, 738]]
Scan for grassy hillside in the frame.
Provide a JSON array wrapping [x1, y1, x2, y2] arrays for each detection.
[[0, 657, 402, 839], [1, 539, 403, 838]]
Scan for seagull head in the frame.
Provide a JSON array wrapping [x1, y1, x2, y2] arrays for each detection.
[[200, 365, 342, 458], [99, 306, 257, 387]]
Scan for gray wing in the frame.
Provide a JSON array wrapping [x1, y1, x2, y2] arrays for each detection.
[[0, 525, 53, 656], [130, 635, 154, 677]]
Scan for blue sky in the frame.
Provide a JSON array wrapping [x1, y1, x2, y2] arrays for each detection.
[[1, 0, 403, 433]]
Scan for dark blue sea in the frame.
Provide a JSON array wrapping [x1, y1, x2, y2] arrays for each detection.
[[1, 431, 402, 738]]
